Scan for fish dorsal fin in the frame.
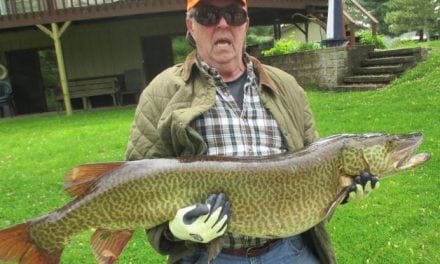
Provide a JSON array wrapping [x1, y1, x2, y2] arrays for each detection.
[[91, 229, 134, 264], [64, 162, 124, 197]]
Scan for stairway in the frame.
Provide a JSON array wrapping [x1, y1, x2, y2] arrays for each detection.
[[334, 47, 425, 91]]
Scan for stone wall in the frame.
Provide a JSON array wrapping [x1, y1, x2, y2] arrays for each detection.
[[260, 45, 375, 90]]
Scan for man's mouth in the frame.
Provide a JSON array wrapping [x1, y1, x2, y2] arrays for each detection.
[[215, 38, 232, 46]]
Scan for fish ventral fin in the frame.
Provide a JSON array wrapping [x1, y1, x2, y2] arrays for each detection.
[[64, 162, 124, 197], [91, 229, 134, 264], [324, 186, 351, 220], [0, 222, 62, 264], [194, 236, 224, 264]]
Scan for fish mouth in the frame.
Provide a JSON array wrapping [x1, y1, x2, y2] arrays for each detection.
[[390, 132, 430, 171]]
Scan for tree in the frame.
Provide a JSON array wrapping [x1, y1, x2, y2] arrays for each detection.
[[385, 0, 438, 39], [246, 26, 274, 47], [355, 0, 390, 34]]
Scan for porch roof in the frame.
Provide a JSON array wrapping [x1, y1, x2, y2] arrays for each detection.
[[0, 0, 328, 30]]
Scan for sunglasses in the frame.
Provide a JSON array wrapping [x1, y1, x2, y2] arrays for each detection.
[[190, 4, 248, 27]]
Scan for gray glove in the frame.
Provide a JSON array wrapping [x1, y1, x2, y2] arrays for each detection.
[[169, 193, 231, 243], [347, 172, 380, 203]]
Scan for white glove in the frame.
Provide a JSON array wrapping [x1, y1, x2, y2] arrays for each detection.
[[347, 172, 380, 203], [169, 193, 231, 243]]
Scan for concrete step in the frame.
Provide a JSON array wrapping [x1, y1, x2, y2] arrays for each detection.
[[369, 47, 422, 58], [343, 74, 396, 84], [334, 47, 426, 92], [333, 83, 386, 92], [361, 56, 415, 66], [354, 65, 405, 75]]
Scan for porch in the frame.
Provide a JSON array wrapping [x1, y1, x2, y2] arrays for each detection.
[[0, 0, 379, 117], [0, 0, 329, 30]]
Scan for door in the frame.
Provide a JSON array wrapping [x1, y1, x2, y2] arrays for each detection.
[[141, 36, 174, 85], [6, 49, 47, 115]]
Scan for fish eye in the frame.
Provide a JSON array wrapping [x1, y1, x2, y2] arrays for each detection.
[[387, 139, 398, 148]]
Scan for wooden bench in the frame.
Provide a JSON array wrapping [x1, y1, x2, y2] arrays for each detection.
[[56, 76, 120, 109]]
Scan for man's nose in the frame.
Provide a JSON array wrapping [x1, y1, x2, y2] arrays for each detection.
[[217, 16, 229, 27]]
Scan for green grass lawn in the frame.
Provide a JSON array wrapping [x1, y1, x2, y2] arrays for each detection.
[[308, 40, 440, 263], [0, 41, 439, 263]]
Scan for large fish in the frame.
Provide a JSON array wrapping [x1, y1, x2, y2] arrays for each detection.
[[0, 133, 430, 264]]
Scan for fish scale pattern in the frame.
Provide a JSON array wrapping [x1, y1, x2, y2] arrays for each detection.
[[16, 133, 428, 257], [27, 154, 344, 251]]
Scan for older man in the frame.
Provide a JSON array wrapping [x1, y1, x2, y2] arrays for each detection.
[[126, 0, 378, 263]]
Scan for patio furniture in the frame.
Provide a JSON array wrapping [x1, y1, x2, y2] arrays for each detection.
[[55, 76, 120, 109], [118, 69, 143, 105]]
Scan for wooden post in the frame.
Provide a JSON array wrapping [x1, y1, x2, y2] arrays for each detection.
[[349, 22, 356, 47], [349, 0, 379, 45], [371, 22, 377, 43], [36, 22, 72, 115]]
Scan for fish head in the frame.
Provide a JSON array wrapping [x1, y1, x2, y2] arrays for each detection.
[[341, 132, 430, 177]]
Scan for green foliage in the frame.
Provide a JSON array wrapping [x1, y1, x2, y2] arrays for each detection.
[[390, 39, 418, 48], [356, 29, 387, 48], [261, 33, 321, 56], [261, 36, 295, 56], [172, 36, 194, 64], [354, 0, 390, 34], [38, 49, 60, 111], [246, 26, 274, 47], [385, 0, 438, 37]]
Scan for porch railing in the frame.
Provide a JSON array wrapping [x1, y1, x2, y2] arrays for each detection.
[[343, 0, 379, 46], [0, 0, 121, 15], [0, 0, 186, 29]]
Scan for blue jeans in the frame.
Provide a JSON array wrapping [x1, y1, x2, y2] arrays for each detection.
[[180, 235, 320, 264]]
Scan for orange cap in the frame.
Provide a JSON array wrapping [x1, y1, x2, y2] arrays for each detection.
[[186, 0, 247, 10]]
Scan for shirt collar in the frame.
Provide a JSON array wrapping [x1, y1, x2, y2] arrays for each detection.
[[182, 50, 279, 94]]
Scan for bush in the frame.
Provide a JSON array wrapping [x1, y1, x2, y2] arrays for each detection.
[[262, 33, 321, 56], [172, 36, 194, 64], [390, 39, 418, 49], [356, 30, 386, 49]]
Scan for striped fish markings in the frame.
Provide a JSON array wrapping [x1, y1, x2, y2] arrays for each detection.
[[0, 132, 430, 263]]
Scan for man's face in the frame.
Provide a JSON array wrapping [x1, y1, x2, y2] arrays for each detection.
[[186, 0, 249, 68]]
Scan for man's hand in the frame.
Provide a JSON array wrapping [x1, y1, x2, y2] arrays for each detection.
[[346, 172, 380, 203], [168, 193, 231, 243]]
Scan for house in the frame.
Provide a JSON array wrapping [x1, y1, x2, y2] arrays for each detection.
[[0, 0, 329, 115], [281, 22, 326, 43]]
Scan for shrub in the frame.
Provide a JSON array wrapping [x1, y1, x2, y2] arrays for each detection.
[[390, 39, 418, 49], [262, 33, 321, 56], [172, 36, 193, 64], [356, 30, 386, 49]]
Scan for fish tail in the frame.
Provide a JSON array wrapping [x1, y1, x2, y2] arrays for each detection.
[[0, 221, 62, 264]]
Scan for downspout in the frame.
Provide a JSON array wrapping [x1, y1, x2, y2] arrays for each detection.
[[36, 22, 72, 116]]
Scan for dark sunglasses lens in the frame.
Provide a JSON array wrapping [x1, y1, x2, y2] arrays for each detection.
[[194, 6, 220, 26], [194, 5, 247, 26], [222, 6, 247, 26]]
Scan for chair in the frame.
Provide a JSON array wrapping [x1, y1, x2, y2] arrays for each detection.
[[118, 69, 144, 105], [0, 81, 15, 117]]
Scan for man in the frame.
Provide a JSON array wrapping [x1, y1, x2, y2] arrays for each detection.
[[126, 0, 378, 263]]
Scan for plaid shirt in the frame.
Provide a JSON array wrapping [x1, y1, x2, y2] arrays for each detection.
[[193, 56, 287, 249]]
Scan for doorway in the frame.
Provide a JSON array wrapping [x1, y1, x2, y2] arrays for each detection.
[[141, 36, 174, 85], [6, 49, 47, 115]]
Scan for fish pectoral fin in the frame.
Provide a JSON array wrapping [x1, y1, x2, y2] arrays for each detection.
[[91, 228, 134, 264], [64, 162, 124, 197]]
